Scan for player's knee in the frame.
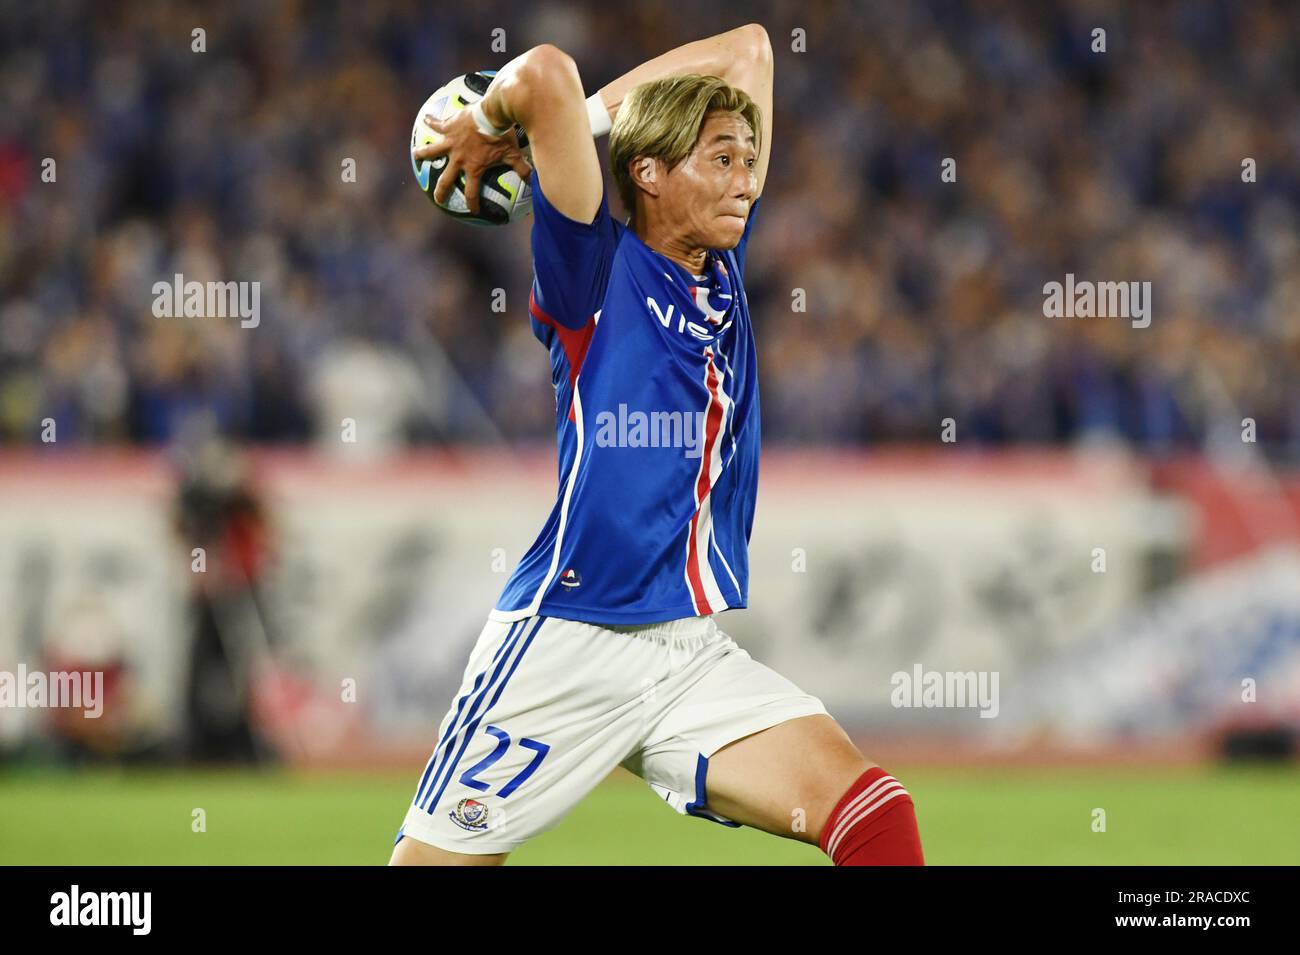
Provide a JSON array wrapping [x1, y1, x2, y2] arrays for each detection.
[[789, 774, 873, 847], [816, 767, 924, 866], [389, 834, 438, 865], [389, 834, 508, 867], [803, 777, 862, 847]]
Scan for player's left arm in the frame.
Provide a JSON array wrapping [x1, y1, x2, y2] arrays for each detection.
[[717, 24, 773, 199]]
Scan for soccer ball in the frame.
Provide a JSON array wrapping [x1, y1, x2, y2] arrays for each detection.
[[410, 70, 533, 226]]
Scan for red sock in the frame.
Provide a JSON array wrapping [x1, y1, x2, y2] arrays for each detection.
[[819, 767, 924, 866]]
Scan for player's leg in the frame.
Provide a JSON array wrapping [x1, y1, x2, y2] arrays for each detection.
[[389, 838, 507, 866], [631, 620, 924, 865], [704, 712, 924, 865], [702, 712, 872, 842]]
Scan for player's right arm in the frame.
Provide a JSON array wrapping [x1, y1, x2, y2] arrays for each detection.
[[418, 45, 604, 225]]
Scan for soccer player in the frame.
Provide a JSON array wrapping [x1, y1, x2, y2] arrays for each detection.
[[393, 24, 924, 866]]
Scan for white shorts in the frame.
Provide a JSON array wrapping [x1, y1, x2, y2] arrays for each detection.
[[396, 612, 829, 855]]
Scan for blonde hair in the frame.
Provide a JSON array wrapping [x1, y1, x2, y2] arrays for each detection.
[[608, 74, 762, 224]]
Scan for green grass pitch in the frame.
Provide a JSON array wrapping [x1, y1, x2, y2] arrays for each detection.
[[1, 765, 1295, 865]]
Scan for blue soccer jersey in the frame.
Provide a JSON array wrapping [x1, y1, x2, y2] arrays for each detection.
[[491, 167, 762, 626]]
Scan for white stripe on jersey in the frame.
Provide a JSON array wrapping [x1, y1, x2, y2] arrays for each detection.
[[497, 376, 588, 623], [684, 347, 733, 615], [704, 344, 741, 599], [711, 533, 742, 596]]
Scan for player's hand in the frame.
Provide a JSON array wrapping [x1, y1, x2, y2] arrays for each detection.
[[414, 110, 533, 215]]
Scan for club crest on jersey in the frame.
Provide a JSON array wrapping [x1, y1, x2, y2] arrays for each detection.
[[559, 568, 582, 588], [691, 283, 733, 325], [449, 798, 490, 831]]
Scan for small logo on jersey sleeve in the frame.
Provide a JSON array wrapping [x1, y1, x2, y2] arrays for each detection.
[[449, 798, 491, 831], [559, 568, 582, 588]]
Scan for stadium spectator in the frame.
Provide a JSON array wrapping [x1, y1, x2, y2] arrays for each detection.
[[0, 0, 1295, 458]]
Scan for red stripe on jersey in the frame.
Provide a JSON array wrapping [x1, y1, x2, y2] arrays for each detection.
[[529, 288, 596, 423], [685, 348, 726, 614]]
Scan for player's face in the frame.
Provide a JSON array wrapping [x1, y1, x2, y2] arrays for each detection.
[[663, 111, 757, 250]]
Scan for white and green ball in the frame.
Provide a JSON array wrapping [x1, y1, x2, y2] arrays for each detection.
[[410, 70, 533, 226]]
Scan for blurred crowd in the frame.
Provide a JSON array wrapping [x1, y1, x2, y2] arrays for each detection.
[[1, 0, 1297, 457]]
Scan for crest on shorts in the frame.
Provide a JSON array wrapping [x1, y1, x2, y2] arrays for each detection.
[[449, 798, 491, 832], [559, 568, 581, 588]]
